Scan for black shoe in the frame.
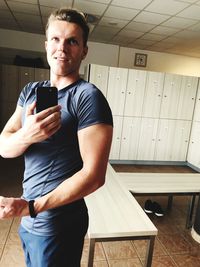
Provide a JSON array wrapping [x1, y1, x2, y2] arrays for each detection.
[[144, 199, 154, 214], [152, 202, 164, 217]]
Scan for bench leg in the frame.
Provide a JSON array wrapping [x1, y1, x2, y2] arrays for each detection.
[[167, 195, 173, 210], [87, 238, 95, 267], [186, 195, 196, 229], [144, 236, 155, 267]]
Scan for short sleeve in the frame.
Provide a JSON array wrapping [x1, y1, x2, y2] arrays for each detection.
[[76, 86, 113, 130]]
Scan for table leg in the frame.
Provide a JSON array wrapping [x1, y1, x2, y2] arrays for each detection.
[[186, 195, 196, 229], [87, 238, 95, 267], [144, 236, 155, 267]]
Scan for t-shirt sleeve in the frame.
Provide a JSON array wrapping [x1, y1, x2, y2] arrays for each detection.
[[76, 86, 113, 130]]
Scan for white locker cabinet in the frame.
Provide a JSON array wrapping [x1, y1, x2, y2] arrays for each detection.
[[120, 117, 142, 160], [160, 74, 182, 119], [35, 68, 50, 81], [87, 64, 109, 97], [18, 66, 35, 93], [124, 69, 147, 116], [187, 122, 200, 168], [1, 101, 16, 128], [109, 116, 123, 160], [193, 82, 200, 122], [142, 71, 164, 118], [137, 118, 159, 160], [177, 76, 198, 120], [1, 64, 19, 102], [106, 67, 128, 116], [154, 119, 177, 161], [171, 120, 191, 161]]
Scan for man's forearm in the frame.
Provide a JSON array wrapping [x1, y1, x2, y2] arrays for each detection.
[[34, 168, 105, 214], [0, 129, 29, 158]]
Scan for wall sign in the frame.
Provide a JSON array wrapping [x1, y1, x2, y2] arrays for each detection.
[[134, 53, 147, 67]]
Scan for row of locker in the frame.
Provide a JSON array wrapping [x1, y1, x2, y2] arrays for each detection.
[[86, 64, 198, 121], [110, 116, 191, 162], [0, 65, 50, 129], [0, 65, 50, 103]]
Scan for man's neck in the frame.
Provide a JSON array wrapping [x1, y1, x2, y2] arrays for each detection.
[[50, 73, 80, 90]]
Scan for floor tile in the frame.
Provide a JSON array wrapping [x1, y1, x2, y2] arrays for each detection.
[[0, 243, 26, 267], [172, 254, 200, 267], [151, 255, 177, 267], [158, 233, 193, 255], [102, 240, 138, 260], [133, 238, 167, 258], [81, 240, 106, 263], [108, 258, 142, 267]]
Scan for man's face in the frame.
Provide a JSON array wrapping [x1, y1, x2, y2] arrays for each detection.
[[45, 20, 88, 78]]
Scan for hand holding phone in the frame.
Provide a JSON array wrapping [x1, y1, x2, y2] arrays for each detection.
[[36, 86, 58, 113]]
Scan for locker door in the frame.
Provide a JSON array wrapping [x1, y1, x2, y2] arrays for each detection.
[[142, 71, 164, 118], [187, 122, 200, 168], [124, 69, 147, 116], [171, 120, 191, 161], [107, 67, 128, 116], [154, 119, 176, 161], [18, 66, 35, 93], [35, 68, 50, 81], [109, 116, 123, 160], [1, 64, 19, 102], [177, 76, 197, 120], [137, 118, 159, 160], [193, 82, 200, 122], [160, 74, 182, 119], [88, 64, 109, 97], [120, 117, 141, 160]]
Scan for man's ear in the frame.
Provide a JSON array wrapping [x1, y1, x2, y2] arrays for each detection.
[[82, 46, 88, 60], [45, 41, 48, 52]]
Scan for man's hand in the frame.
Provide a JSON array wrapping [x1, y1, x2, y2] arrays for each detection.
[[0, 197, 29, 219], [21, 102, 62, 145]]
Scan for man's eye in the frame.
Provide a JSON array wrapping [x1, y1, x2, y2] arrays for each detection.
[[69, 39, 78, 45], [52, 37, 59, 41]]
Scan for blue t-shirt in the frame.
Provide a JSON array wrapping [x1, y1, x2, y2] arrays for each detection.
[[17, 79, 113, 236]]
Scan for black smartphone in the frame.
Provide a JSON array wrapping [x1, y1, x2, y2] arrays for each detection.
[[36, 86, 58, 113]]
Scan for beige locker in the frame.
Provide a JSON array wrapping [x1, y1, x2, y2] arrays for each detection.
[[120, 117, 142, 160], [87, 64, 109, 97], [109, 116, 123, 160], [160, 74, 182, 119], [124, 69, 147, 116], [137, 118, 159, 160], [107, 67, 128, 116], [187, 121, 200, 168], [142, 71, 164, 118]]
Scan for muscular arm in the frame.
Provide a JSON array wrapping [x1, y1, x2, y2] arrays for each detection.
[[0, 123, 113, 218], [34, 123, 113, 213]]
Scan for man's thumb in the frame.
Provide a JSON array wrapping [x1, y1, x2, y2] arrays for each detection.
[[26, 101, 36, 116]]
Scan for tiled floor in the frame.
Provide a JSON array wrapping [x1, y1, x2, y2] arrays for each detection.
[[0, 158, 200, 267]]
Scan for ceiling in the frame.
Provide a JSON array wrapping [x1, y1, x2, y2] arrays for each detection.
[[1, 0, 200, 58]]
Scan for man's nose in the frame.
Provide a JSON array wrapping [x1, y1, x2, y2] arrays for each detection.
[[58, 41, 67, 51]]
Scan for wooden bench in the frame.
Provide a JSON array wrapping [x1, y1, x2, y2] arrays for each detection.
[[85, 164, 157, 267], [117, 172, 200, 228]]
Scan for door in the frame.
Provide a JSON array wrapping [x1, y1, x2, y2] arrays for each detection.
[[137, 118, 159, 160], [107, 67, 128, 116], [177, 76, 197, 120], [154, 119, 176, 161], [120, 116, 142, 160], [88, 64, 109, 97], [160, 73, 182, 119], [124, 69, 147, 116], [142, 71, 164, 118], [109, 116, 123, 160]]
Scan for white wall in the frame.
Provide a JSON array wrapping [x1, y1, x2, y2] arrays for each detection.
[[119, 47, 200, 77], [1, 28, 200, 77]]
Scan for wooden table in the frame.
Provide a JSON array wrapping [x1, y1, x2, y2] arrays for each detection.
[[85, 164, 157, 267]]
